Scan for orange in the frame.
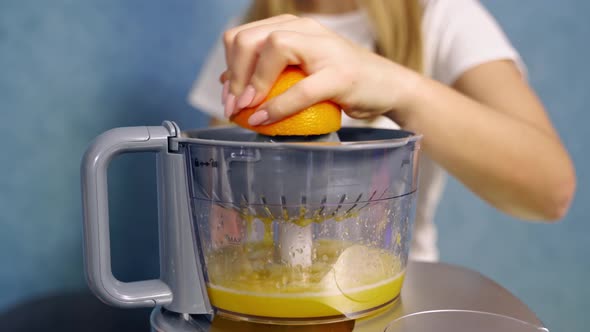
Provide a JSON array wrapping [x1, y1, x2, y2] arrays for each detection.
[[230, 66, 341, 136]]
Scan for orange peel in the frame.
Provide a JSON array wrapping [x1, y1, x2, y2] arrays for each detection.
[[230, 66, 341, 136]]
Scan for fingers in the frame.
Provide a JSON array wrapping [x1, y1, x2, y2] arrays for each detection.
[[223, 14, 297, 65], [223, 16, 331, 105], [225, 31, 333, 117], [243, 31, 319, 109], [219, 70, 229, 83], [223, 15, 298, 94], [247, 69, 342, 126]]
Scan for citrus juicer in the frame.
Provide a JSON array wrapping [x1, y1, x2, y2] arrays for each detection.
[[81, 121, 421, 326], [209, 130, 343, 269]]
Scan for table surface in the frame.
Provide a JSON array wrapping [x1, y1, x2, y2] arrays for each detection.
[[0, 262, 546, 332]]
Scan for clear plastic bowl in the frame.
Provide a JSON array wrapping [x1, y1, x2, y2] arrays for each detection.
[[183, 127, 421, 324]]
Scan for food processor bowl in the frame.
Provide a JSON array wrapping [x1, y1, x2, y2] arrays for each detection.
[[182, 126, 421, 324], [80, 122, 420, 324]]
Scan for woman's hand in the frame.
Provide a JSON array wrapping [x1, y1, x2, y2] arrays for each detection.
[[219, 14, 576, 222], [220, 14, 418, 125]]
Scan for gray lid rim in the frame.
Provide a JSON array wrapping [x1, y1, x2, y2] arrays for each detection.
[[176, 126, 422, 151]]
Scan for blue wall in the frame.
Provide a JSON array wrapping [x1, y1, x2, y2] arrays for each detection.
[[0, 0, 587, 331], [438, 2, 590, 331]]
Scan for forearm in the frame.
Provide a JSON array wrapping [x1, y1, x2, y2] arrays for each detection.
[[390, 74, 575, 221]]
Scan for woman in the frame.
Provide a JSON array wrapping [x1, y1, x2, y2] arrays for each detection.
[[189, 0, 576, 261]]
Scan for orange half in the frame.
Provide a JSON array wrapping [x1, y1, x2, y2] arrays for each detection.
[[230, 66, 342, 136]]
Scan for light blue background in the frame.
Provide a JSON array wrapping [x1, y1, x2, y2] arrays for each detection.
[[0, 0, 588, 331]]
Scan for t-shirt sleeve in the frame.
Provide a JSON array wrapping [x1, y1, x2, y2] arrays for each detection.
[[187, 17, 241, 120], [423, 0, 527, 85]]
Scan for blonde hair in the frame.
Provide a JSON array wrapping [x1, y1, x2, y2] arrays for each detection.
[[244, 0, 423, 73]]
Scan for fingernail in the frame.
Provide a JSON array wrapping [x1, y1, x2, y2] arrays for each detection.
[[248, 110, 269, 126], [224, 94, 236, 118], [236, 85, 256, 109], [222, 81, 229, 105]]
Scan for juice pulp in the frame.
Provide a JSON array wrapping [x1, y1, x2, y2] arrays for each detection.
[[205, 240, 405, 319]]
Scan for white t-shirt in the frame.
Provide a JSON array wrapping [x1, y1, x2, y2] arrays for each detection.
[[188, 0, 524, 262]]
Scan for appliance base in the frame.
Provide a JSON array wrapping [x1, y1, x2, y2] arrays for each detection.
[[151, 262, 547, 332]]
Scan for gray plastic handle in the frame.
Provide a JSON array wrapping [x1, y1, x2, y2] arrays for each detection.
[[81, 125, 174, 308]]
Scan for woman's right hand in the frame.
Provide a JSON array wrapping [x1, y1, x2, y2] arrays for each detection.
[[219, 15, 576, 222], [220, 14, 421, 126]]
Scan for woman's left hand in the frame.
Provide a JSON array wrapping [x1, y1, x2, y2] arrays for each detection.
[[220, 14, 418, 125]]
